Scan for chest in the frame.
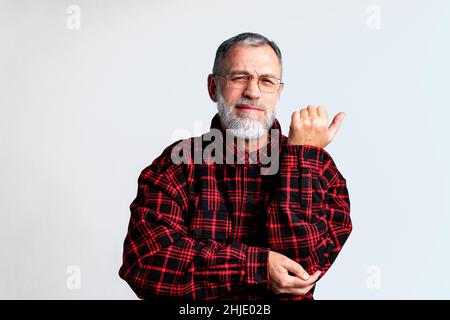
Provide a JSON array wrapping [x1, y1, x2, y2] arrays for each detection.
[[185, 164, 274, 242]]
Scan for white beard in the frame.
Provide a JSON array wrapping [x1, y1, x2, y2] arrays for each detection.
[[216, 90, 276, 139]]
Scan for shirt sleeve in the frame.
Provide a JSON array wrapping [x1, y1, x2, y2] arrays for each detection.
[[119, 151, 270, 300], [266, 144, 352, 278]]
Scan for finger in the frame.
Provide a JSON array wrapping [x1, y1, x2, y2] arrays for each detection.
[[282, 258, 309, 280], [299, 108, 309, 122], [281, 274, 307, 289], [290, 110, 300, 126], [306, 105, 318, 119], [307, 270, 322, 285], [317, 106, 328, 122], [295, 270, 321, 287], [289, 283, 316, 296], [278, 270, 321, 291], [328, 112, 345, 139]]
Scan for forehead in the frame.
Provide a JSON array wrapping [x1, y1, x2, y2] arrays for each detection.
[[221, 44, 281, 76]]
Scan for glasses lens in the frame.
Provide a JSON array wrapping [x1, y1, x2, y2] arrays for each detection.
[[225, 74, 280, 92], [227, 75, 248, 89], [258, 77, 279, 92]]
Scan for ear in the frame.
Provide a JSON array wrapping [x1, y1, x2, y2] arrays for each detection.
[[207, 74, 218, 102]]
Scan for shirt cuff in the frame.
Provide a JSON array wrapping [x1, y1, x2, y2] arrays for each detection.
[[245, 246, 270, 289], [280, 144, 332, 173]]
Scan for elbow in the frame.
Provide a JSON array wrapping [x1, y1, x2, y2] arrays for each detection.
[[119, 264, 150, 300]]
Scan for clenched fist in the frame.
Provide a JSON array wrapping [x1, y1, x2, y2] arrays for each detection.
[[287, 105, 345, 148]]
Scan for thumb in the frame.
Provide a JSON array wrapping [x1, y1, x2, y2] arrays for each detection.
[[283, 258, 310, 281], [328, 112, 345, 140]]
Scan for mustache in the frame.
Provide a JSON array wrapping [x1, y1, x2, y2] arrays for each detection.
[[233, 98, 268, 110], [215, 89, 268, 111]]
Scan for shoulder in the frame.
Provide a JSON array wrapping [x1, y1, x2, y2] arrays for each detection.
[[139, 135, 207, 179]]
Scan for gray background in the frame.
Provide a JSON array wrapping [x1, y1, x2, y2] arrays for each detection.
[[1, 0, 449, 299]]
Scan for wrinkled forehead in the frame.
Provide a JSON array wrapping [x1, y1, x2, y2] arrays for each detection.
[[220, 44, 281, 78]]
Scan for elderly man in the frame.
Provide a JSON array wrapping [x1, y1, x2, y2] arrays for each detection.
[[119, 32, 352, 300]]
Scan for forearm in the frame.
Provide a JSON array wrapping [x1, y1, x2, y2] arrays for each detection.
[[119, 209, 270, 300], [267, 144, 352, 275]]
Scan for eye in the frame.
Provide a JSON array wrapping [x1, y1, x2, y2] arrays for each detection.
[[231, 75, 247, 81], [261, 77, 276, 85]]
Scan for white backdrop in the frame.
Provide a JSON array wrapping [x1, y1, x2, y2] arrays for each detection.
[[1, 0, 450, 299]]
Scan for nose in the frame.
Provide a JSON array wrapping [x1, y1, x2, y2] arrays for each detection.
[[243, 78, 261, 100]]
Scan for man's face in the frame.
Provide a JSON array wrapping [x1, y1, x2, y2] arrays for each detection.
[[209, 44, 284, 139]]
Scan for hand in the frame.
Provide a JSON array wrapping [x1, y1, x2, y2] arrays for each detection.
[[268, 250, 321, 296], [287, 105, 345, 148]]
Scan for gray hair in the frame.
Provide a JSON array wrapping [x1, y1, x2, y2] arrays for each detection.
[[212, 32, 283, 79]]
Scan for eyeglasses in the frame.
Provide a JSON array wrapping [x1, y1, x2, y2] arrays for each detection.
[[214, 73, 283, 93]]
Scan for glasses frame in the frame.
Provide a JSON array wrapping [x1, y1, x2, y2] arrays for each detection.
[[214, 73, 283, 93]]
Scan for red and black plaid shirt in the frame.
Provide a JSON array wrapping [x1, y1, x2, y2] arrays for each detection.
[[119, 114, 352, 300]]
